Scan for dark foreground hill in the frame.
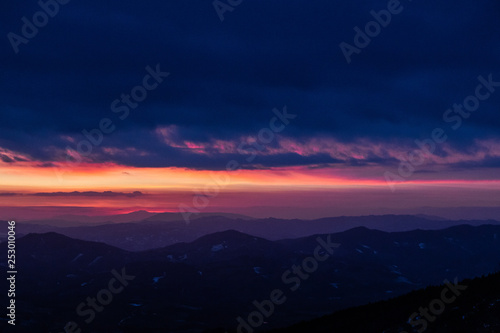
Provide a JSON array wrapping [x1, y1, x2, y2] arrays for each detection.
[[269, 271, 500, 333]]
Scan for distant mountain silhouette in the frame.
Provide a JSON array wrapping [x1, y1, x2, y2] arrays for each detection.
[[142, 212, 255, 222], [16, 211, 255, 228], [7, 214, 500, 251], [55, 210, 158, 223], [22, 210, 159, 226]]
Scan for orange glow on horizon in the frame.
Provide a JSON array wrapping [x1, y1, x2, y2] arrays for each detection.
[[1, 161, 500, 194]]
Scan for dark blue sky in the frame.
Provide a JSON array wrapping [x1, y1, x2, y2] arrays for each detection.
[[1, 0, 500, 171]]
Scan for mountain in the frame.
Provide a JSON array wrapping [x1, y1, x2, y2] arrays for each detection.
[[11, 211, 254, 229], [6, 215, 500, 251], [1, 224, 500, 332], [269, 272, 500, 333], [55, 210, 158, 223], [145, 230, 289, 266], [0, 232, 131, 297], [21, 210, 159, 226], [142, 212, 255, 222]]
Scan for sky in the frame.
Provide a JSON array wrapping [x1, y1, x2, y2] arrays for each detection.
[[1, 0, 499, 220]]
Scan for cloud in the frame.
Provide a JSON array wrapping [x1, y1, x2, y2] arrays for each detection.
[[0, 0, 499, 174], [31, 191, 144, 198], [0, 154, 14, 163]]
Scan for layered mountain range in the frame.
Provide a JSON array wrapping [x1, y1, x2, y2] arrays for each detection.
[[1, 214, 499, 332]]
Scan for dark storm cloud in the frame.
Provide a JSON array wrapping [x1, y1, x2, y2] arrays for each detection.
[[0, 0, 499, 169], [0, 154, 14, 163]]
